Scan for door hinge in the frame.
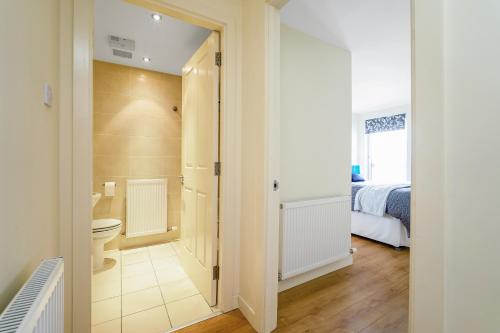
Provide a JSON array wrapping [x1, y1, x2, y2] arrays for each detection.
[[214, 161, 221, 176], [213, 265, 220, 280], [215, 52, 222, 67]]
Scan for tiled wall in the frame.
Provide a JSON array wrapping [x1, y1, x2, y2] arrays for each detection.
[[93, 60, 182, 249]]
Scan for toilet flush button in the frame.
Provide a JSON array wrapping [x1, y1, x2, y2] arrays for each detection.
[[43, 83, 52, 107]]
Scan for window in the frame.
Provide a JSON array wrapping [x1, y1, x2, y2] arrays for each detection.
[[365, 114, 408, 183]]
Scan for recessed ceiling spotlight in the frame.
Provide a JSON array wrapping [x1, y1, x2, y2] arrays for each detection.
[[151, 13, 162, 21], [143, 57, 151, 63]]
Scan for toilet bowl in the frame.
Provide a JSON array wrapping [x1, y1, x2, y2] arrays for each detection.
[[92, 218, 122, 270]]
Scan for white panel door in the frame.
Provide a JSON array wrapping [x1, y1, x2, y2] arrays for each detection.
[[179, 31, 220, 306]]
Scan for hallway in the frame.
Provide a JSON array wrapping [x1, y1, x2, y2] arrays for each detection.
[[178, 236, 409, 333]]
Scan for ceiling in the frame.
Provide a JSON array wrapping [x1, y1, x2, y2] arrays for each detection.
[[94, 0, 211, 75], [281, 0, 411, 113]]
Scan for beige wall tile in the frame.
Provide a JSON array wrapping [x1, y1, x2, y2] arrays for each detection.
[[94, 155, 130, 177], [94, 61, 182, 250], [162, 158, 181, 176], [94, 61, 131, 95], [93, 135, 130, 156], [94, 92, 133, 114], [129, 157, 165, 178], [128, 137, 181, 157]]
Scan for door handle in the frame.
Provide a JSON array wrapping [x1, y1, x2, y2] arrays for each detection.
[[178, 175, 184, 185]]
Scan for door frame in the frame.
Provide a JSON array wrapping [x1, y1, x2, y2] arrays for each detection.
[[63, 0, 247, 331]]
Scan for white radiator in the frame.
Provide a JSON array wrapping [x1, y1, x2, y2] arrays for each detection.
[[0, 258, 64, 333], [126, 178, 168, 238], [279, 196, 351, 280]]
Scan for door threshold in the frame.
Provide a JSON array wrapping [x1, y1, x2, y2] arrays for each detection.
[[167, 309, 223, 332]]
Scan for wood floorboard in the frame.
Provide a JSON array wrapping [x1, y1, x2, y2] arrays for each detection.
[[176, 236, 409, 333]]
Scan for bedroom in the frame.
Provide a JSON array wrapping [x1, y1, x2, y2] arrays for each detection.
[[351, 106, 411, 248], [346, 0, 411, 250]]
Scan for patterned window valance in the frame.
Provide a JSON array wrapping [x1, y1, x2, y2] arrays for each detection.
[[365, 114, 406, 134]]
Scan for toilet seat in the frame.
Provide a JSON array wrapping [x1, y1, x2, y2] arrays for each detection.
[[93, 218, 121, 233]]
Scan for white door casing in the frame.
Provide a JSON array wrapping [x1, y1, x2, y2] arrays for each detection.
[[179, 31, 220, 307]]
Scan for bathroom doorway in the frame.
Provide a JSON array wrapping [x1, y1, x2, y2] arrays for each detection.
[[91, 1, 222, 331]]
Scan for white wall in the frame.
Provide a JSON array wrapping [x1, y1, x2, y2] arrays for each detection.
[[412, 0, 500, 332], [411, 2, 445, 330], [280, 24, 351, 202], [0, 0, 60, 312], [443, 0, 500, 331], [353, 104, 411, 180], [351, 114, 359, 165]]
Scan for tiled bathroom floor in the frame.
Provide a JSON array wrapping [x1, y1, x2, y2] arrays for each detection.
[[91, 241, 217, 333]]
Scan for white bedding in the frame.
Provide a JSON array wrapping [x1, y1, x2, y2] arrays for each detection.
[[353, 182, 411, 216], [351, 211, 410, 247]]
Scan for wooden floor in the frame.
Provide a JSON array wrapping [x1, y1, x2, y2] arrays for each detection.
[[177, 236, 409, 333]]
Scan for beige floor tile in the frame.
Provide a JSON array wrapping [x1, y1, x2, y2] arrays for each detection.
[[122, 287, 164, 316], [166, 294, 212, 328], [122, 251, 150, 266], [122, 261, 154, 278], [122, 272, 158, 294], [151, 256, 180, 271], [148, 243, 176, 259], [92, 280, 121, 302], [170, 240, 181, 252], [155, 266, 187, 284], [122, 306, 171, 333], [92, 266, 121, 287], [160, 278, 199, 303], [91, 296, 121, 325], [91, 318, 121, 333], [121, 247, 147, 255]]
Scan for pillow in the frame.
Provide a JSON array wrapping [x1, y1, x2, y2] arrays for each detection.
[[352, 173, 365, 182]]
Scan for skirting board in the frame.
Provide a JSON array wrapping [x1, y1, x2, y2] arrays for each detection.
[[278, 255, 353, 292]]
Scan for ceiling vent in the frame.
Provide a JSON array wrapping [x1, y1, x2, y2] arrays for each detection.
[[108, 35, 135, 51], [112, 49, 133, 59]]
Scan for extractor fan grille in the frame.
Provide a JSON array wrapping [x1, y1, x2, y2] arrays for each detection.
[[108, 35, 135, 51], [112, 49, 133, 59]]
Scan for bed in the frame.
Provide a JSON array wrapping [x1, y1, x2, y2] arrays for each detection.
[[351, 182, 411, 247]]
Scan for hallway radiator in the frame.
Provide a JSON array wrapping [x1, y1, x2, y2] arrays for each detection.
[[279, 196, 351, 280], [0, 257, 64, 333], [126, 178, 168, 238]]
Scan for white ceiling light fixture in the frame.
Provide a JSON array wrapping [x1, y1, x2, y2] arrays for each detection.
[[143, 57, 151, 63], [151, 13, 162, 22]]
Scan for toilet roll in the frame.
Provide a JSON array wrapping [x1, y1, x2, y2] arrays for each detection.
[[104, 181, 116, 197]]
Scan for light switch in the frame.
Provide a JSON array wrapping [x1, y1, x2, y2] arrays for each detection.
[[43, 83, 52, 107]]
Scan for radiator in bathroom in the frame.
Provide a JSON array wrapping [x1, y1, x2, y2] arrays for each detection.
[[279, 196, 351, 280], [126, 178, 168, 238], [0, 257, 64, 333]]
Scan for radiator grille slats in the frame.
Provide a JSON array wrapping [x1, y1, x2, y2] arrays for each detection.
[[0, 258, 64, 333], [279, 197, 351, 280], [126, 179, 168, 238]]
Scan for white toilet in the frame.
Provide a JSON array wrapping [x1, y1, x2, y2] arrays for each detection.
[[92, 218, 122, 270], [92, 192, 122, 270]]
